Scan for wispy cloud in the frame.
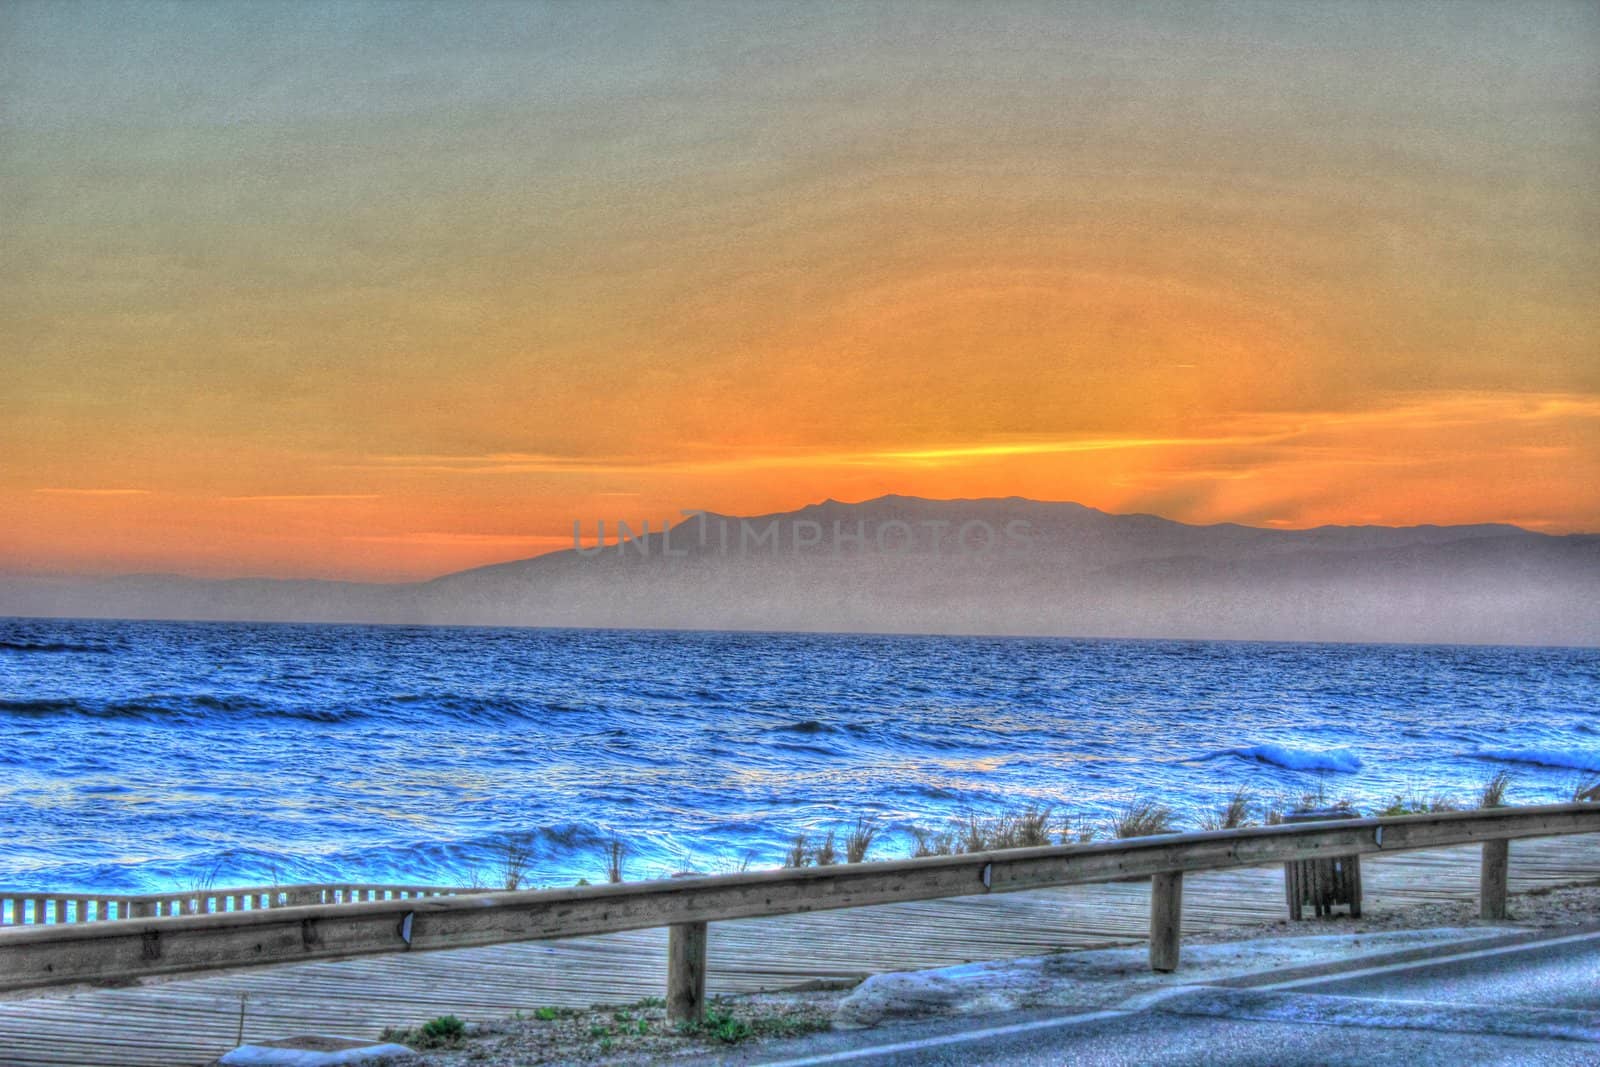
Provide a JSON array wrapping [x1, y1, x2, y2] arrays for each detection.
[[34, 487, 151, 496], [868, 437, 1254, 463], [342, 532, 571, 547], [221, 493, 381, 502], [345, 390, 1599, 479], [348, 437, 1253, 476]]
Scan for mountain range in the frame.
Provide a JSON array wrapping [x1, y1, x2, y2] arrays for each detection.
[[3, 496, 1596, 645]]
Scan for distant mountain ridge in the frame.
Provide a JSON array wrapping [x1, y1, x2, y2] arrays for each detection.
[[3, 496, 1596, 646]]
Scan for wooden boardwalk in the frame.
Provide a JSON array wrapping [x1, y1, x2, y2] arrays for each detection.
[[4, 837, 1598, 1067]]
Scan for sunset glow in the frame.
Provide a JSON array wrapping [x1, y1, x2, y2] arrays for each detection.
[[4, 1, 1596, 580]]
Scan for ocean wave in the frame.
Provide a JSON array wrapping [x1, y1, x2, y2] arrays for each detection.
[[771, 740, 844, 757], [1206, 743, 1363, 773], [0, 698, 85, 716], [1474, 746, 1600, 774], [0, 694, 345, 724], [772, 719, 836, 734], [0, 640, 111, 654], [315, 824, 623, 885]]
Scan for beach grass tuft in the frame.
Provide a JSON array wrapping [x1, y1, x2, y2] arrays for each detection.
[[1110, 796, 1178, 839], [1380, 785, 1463, 816], [603, 834, 626, 884], [1200, 786, 1255, 831], [813, 830, 838, 867], [498, 834, 535, 891], [907, 803, 1058, 856], [783, 833, 810, 868], [845, 817, 879, 863], [1477, 770, 1512, 809]]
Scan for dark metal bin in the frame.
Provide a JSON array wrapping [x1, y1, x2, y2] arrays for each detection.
[[1282, 807, 1363, 919]]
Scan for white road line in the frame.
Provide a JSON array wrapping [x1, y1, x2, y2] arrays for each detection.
[[1258, 929, 1600, 991], [757, 1008, 1131, 1066]]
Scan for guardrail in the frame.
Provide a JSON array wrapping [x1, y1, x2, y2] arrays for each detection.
[[2, 802, 1595, 1022], [0, 883, 467, 927]]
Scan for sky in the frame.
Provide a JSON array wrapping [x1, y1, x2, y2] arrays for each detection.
[[3, 1, 1597, 581]]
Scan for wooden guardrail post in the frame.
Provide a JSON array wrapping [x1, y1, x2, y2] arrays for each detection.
[[1149, 871, 1182, 972], [1480, 839, 1509, 919], [667, 921, 708, 1023]]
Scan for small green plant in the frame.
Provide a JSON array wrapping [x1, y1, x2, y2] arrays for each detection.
[[531, 1005, 577, 1021], [676, 1001, 830, 1045], [394, 1014, 467, 1049], [679, 1008, 753, 1043], [711, 1014, 751, 1043]]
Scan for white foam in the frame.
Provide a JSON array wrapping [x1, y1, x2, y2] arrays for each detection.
[[1213, 743, 1363, 774]]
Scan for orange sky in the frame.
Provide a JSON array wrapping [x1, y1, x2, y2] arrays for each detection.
[[3, 2, 1597, 581]]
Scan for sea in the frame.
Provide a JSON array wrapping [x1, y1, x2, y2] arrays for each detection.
[[1, 617, 1596, 895]]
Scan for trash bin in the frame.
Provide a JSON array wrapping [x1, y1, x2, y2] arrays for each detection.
[[1282, 807, 1362, 919]]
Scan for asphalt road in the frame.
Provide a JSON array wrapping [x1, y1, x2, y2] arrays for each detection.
[[1287, 927, 1600, 1011], [751, 928, 1600, 1067]]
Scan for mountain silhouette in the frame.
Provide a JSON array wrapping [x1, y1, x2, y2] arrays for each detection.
[[3, 496, 1595, 645]]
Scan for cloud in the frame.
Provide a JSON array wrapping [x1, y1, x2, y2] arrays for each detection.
[[349, 390, 1598, 477], [342, 532, 572, 547], [221, 494, 381, 502]]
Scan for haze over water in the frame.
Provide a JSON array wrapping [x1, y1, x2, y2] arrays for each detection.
[[2, 617, 1596, 896]]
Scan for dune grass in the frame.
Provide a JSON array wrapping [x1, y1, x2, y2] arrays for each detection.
[[486, 767, 1575, 887], [906, 802, 1064, 857], [783, 833, 809, 869], [844, 817, 880, 863], [1199, 786, 1255, 832], [1478, 770, 1512, 809], [603, 835, 626, 884], [1109, 796, 1178, 839]]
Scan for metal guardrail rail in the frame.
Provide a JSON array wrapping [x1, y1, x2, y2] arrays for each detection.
[[1, 802, 1595, 1022]]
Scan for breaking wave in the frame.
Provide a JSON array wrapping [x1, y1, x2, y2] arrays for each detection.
[[1475, 746, 1600, 774], [1206, 743, 1364, 774]]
